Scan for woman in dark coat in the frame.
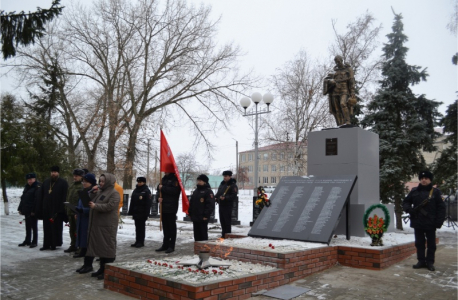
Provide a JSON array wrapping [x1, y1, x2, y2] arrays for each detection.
[[128, 177, 152, 248], [73, 173, 96, 259], [77, 173, 120, 280], [18, 173, 41, 248], [188, 174, 215, 242]]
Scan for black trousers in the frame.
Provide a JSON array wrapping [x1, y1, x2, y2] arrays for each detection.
[[42, 215, 63, 248], [219, 206, 232, 238], [414, 228, 437, 263], [134, 218, 146, 245], [193, 221, 209, 241], [161, 213, 177, 249], [24, 215, 38, 244]]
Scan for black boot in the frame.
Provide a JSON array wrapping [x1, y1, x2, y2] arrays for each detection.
[[64, 245, 77, 253], [73, 248, 86, 258], [78, 266, 94, 274], [165, 248, 174, 254], [155, 246, 167, 252], [135, 243, 144, 248], [413, 261, 427, 269], [18, 242, 30, 247], [131, 243, 138, 247], [427, 262, 435, 271]]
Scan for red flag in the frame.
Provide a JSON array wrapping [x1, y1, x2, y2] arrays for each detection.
[[160, 130, 189, 214]]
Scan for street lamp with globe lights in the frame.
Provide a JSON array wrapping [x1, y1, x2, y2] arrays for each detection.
[[240, 92, 274, 197]]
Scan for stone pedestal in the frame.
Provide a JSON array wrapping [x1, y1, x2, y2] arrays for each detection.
[[307, 127, 393, 236]]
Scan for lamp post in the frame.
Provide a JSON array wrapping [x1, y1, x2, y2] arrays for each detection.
[[240, 92, 274, 225]]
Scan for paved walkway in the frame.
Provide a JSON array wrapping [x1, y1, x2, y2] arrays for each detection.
[[1, 214, 456, 300]]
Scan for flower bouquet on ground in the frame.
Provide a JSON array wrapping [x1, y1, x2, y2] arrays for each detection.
[[365, 214, 386, 246], [255, 186, 270, 210]]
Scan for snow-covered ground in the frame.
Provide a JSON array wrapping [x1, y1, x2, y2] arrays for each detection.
[[2, 187, 457, 251]]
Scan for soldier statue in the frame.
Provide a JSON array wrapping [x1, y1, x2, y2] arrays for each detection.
[[323, 55, 357, 126]]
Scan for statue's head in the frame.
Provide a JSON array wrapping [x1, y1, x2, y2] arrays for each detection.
[[334, 55, 344, 66]]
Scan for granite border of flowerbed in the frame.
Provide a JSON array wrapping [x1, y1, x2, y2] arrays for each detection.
[[104, 236, 438, 299]]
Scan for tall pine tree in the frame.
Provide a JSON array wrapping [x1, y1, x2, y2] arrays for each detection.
[[361, 12, 442, 229], [431, 100, 457, 193]]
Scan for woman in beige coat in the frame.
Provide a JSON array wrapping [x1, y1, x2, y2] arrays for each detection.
[[82, 173, 120, 280]]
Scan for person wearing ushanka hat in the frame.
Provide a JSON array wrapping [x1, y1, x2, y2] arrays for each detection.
[[155, 172, 181, 253], [127, 177, 152, 248], [18, 173, 41, 248], [64, 169, 85, 253], [39, 166, 68, 251], [188, 174, 215, 241], [215, 170, 238, 238], [403, 170, 446, 271]]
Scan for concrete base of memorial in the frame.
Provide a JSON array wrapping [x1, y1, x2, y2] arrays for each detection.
[[104, 236, 438, 300], [307, 127, 393, 237]]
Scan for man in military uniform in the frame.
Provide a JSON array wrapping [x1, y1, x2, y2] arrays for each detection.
[[402, 171, 446, 271], [155, 173, 181, 253], [128, 177, 152, 248], [64, 169, 84, 253], [188, 174, 215, 241], [323, 55, 356, 126], [18, 173, 41, 248], [39, 166, 68, 251], [215, 170, 238, 238]]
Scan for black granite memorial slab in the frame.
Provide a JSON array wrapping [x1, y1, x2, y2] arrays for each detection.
[[248, 175, 357, 244]]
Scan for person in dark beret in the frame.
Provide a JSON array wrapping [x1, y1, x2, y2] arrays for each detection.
[[39, 166, 68, 251], [215, 170, 238, 238], [127, 177, 152, 248], [18, 173, 41, 248], [188, 174, 215, 241], [403, 170, 446, 271]]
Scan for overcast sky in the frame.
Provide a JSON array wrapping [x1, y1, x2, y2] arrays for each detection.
[[1, 0, 456, 174]]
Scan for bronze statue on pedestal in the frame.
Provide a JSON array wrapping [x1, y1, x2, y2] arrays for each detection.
[[323, 55, 357, 126]]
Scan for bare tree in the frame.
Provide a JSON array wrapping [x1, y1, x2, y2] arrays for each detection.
[[236, 166, 249, 189], [113, 0, 252, 188], [62, 0, 133, 174], [176, 152, 201, 188], [265, 50, 333, 175], [329, 12, 382, 105], [10, 22, 107, 171]]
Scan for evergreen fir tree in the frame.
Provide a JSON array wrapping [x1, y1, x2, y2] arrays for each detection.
[[431, 100, 457, 193], [0, 0, 64, 59], [361, 12, 442, 229]]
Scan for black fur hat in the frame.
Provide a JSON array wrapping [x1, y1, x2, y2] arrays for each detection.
[[197, 174, 209, 183], [222, 170, 233, 176], [25, 173, 36, 179], [50, 166, 60, 173], [73, 169, 85, 176], [136, 177, 147, 183], [418, 170, 433, 181]]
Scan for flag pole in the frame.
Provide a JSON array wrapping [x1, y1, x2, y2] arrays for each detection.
[[159, 171, 162, 232], [159, 126, 163, 232]]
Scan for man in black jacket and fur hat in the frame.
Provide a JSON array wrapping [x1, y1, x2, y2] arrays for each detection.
[[155, 173, 181, 253], [18, 173, 41, 248], [188, 174, 215, 241], [39, 166, 68, 251], [215, 170, 238, 238], [402, 170, 446, 271]]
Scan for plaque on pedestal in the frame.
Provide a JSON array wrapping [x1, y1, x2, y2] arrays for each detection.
[[248, 175, 357, 244], [231, 196, 241, 225], [120, 194, 129, 216]]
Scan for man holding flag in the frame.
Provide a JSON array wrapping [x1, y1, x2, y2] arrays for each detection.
[[156, 130, 189, 253]]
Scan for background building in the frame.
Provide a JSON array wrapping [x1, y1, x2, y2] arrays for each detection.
[[238, 142, 307, 190]]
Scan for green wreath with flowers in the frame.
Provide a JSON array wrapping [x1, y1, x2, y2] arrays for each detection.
[[363, 204, 390, 241]]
